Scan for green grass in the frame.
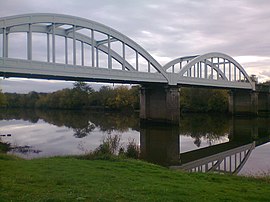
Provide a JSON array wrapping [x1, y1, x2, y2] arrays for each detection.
[[0, 154, 269, 202]]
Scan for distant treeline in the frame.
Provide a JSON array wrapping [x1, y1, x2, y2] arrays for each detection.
[[1, 82, 140, 111], [0, 82, 230, 112]]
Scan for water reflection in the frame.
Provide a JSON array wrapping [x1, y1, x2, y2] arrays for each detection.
[[140, 115, 270, 174], [0, 109, 269, 175], [0, 109, 140, 138], [180, 114, 230, 147], [140, 125, 180, 166]]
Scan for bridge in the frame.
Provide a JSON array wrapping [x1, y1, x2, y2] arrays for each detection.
[[0, 13, 268, 124]]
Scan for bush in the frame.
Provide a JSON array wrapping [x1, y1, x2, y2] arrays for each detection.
[[81, 134, 121, 160], [125, 139, 140, 159], [0, 138, 11, 153]]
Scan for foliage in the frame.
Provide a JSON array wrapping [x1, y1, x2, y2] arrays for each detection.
[[90, 85, 139, 110], [2, 82, 231, 113], [4, 82, 140, 111], [94, 134, 121, 156], [124, 138, 140, 159], [0, 139, 11, 153], [1, 155, 270, 201], [79, 134, 141, 160], [181, 87, 229, 113], [73, 81, 94, 94], [262, 80, 270, 85], [0, 89, 7, 107]]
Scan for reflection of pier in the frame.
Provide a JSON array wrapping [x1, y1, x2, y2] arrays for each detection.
[[140, 125, 180, 166], [171, 142, 255, 174]]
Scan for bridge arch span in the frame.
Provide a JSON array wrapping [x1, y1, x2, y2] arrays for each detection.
[[0, 14, 254, 90], [0, 13, 169, 84], [164, 52, 255, 90]]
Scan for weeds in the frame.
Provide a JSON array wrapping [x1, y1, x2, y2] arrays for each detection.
[[95, 134, 121, 155], [125, 138, 140, 159], [78, 134, 140, 160], [0, 137, 11, 153]]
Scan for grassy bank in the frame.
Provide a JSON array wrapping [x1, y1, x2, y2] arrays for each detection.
[[0, 154, 269, 201]]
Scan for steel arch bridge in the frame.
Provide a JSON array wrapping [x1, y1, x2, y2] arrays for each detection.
[[0, 13, 255, 90]]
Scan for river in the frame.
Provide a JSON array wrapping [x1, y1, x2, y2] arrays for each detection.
[[0, 109, 269, 176]]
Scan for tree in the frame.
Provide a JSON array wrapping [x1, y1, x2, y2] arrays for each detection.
[[180, 87, 228, 113], [73, 81, 94, 94]]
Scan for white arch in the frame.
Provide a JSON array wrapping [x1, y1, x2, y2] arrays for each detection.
[[163, 55, 198, 71], [164, 52, 254, 90], [0, 13, 169, 82], [0, 14, 255, 89], [0, 24, 136, 71]]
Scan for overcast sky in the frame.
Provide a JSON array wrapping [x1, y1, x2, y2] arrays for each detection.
[[0, 0, 270, 93]]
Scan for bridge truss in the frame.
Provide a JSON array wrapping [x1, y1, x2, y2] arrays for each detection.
[[0, 13, 255, 90]]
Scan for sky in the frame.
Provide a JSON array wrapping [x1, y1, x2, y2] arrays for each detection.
[[0, 0, 270, 93]]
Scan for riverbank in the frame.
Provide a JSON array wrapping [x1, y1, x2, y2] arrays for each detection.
[[0, 153, 269, 201]]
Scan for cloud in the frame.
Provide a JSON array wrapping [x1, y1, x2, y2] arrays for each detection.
[[0, 78, 73, 93], [0, 0, 270, 92]]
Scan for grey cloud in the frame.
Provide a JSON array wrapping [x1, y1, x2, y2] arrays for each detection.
[[0, 0, 270, 92]]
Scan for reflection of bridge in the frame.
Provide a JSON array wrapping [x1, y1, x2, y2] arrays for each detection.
[[141, 117, 270, 174], [172, 134, 270, 174], [171, 142, 255, 174], [0, 13, 269, 124]]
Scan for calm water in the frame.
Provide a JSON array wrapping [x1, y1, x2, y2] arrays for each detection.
[[0, 109, 269, 176]]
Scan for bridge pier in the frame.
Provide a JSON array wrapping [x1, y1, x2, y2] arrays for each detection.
[[140, 84, 180, 125], [229, 90, 258, 116]]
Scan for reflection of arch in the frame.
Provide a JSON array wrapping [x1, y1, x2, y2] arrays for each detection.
[[171, 142, 255, 174], [164, 53, 254, 90], [0, 13, 169, 83]]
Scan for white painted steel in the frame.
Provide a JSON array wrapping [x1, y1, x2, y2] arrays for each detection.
[[164, 52, 255, 90], [0, 14, 254, 89]]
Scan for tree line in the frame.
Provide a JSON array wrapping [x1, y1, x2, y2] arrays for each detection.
[[0, 82, 140, 111], [0, 81, 233, 113]]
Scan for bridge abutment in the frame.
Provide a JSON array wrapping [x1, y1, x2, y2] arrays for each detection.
[[140, 84, 180, 125]]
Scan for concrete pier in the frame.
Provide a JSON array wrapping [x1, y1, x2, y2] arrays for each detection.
[[140, 84, 180, 125]]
